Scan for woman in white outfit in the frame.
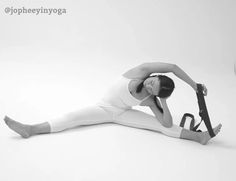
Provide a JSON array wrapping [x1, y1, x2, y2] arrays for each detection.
[[4, 62, 222, 145]]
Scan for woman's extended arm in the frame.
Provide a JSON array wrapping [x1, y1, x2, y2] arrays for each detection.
[[142, 62, 197, 91], [124, 62, 202, 93], [123, 62, 175, 79], [172, 65, 197, 91]]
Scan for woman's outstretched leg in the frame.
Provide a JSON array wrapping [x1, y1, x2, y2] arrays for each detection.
[[114, 109, 222, 145], [4, 105, 113, 138]]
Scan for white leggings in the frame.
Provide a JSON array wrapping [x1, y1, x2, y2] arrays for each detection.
[[48, 103, 183, 138]]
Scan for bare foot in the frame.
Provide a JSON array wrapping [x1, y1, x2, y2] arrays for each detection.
[[198, 124, 222, 145], [4, 116, 32, 138]]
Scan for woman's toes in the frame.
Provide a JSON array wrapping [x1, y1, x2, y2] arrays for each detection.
[[4, 116, 14, 125], [4, 116, 10, 123], [211, 124, 222, 137]]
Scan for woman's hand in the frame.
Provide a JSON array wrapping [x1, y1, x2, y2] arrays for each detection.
[[201, 84, 208, 96], [195, 83, 208, 96], [159, 97, 168, 103]]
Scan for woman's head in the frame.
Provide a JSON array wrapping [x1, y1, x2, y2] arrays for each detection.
[[143, 75, 175, 98]]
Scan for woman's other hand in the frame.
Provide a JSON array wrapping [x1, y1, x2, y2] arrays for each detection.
[[201, 84, 208, 96], [195, 83, 208, 96]]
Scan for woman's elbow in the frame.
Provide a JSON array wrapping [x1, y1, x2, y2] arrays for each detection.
[[171, 64, 178, 73], [162, 122, 173, 128], [161, 119, 173, 128]]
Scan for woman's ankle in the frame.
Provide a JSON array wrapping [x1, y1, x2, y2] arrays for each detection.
[[31, 122, 51, 135], [180, 128, 201, 143]]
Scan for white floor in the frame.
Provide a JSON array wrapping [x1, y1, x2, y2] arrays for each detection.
[[1, 0, 236, 181]]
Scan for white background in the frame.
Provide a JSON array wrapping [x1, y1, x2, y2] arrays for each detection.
[[0, 0, 236, 181]]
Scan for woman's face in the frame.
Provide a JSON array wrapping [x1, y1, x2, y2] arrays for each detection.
[[143, 77, 160, 96]]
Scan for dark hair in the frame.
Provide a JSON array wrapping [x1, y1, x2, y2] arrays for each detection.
[[136, 75, 175, 98], [136, 75, 175, 113], [157, 75, 175, 98]]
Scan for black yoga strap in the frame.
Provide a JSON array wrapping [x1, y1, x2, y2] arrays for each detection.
[[195, 84, 215, 137], [180, 113, 195, 130], [179, 84, 215, 138]]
